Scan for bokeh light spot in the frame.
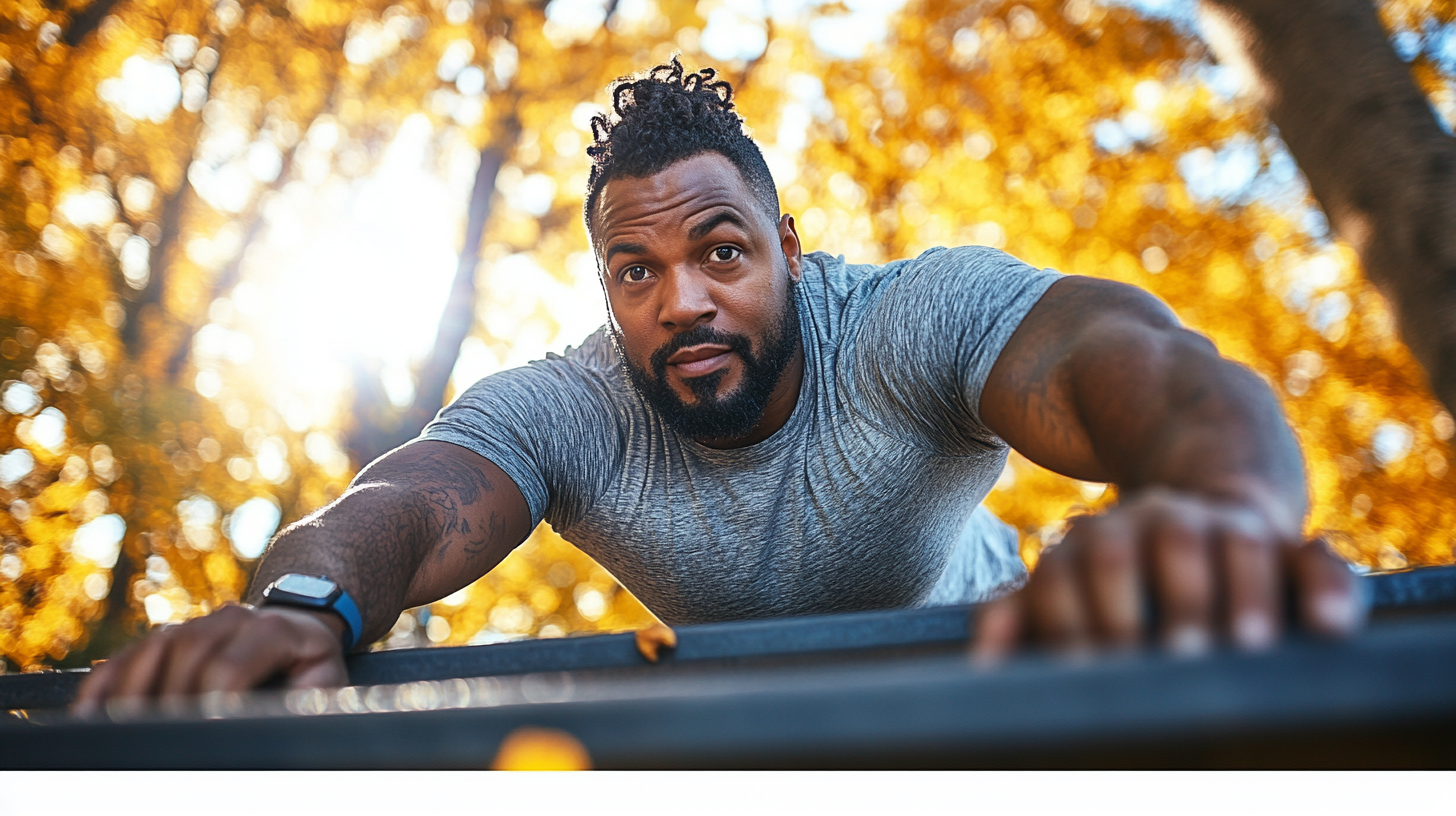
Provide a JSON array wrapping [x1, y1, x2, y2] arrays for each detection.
[[228, 496, 282, 559]]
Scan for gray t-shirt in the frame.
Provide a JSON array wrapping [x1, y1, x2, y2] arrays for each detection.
[[422, 246, 1061, 624]]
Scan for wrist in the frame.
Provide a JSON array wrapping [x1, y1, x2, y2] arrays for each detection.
[[259, 574, 365, 651], [260, 605, 349, 647]]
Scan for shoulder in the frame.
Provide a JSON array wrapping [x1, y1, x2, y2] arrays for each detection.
[[799, 249, 926, 302], [795, 250, 924, 342], [802, 245, 1047, 304], [444, 327, 625, 423], [546, 326, 620, 373], [842, 246, 1062, 452], [424, 327, 629, 530], [867, 245, 1063, 326], [896, 245, 1052, 287]]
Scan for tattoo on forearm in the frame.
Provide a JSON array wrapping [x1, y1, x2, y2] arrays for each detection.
[[455, 510, 504, 558], [248, 446, 505, 640]]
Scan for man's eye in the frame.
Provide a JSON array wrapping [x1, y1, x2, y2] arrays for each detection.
[[623, 266, 650, 282], [711, 246, 739, 263]]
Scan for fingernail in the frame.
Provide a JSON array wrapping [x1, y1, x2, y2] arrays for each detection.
[[105, 696, 146, 721], [1233, 612, 1275, 651], [1315, 592, 1359, 632], [1167, 625, 1210, 657]]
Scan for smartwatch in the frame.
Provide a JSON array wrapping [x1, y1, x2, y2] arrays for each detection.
[[261, 574, 364, 651]]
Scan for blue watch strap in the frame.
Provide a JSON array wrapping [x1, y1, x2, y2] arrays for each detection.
[[332, 587, 364, 652]]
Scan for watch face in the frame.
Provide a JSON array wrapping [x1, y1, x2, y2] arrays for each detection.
[[274, 574, 337, 600]]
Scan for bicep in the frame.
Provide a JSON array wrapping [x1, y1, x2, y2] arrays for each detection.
[[980, 276, 1187, 482], [355, 440, 533, 608]]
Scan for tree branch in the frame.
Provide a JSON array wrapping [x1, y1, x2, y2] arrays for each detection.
[[62, 0, 124, 48], [1198, 0, 1456, 415], [163, 137, 305, 382], [346, 124, 517, 466]]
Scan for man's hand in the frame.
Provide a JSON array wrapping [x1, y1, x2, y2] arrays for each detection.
[[977, 275, 1361, 656], [71, 442, 531, 717], [71, 605, 348, 718], [972, 488, 1364, 660]]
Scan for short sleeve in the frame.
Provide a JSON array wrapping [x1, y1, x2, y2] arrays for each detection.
[[418, 349, 623, 531], [849, 245, 1061, 454]]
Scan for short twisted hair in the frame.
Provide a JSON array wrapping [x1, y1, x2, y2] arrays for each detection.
[[583, 56, 780, 245]]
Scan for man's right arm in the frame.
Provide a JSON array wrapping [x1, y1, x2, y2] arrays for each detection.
[[72, 441, 532, 716]]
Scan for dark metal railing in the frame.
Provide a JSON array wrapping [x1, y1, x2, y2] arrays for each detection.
[[1, 566, 1453, 768], [5, 565, 1452, 712]]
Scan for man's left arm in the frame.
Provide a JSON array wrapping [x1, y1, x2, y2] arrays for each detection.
[[975, 275, 1361, 656]]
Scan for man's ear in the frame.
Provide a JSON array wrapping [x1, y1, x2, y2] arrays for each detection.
[[779, 214, 803, 282]]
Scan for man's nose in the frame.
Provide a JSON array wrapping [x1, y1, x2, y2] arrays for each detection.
[[658, 267, 716, 330]]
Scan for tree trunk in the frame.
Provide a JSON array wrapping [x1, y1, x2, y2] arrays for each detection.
[[1197, 0, 1456, 415], [345, 132, 515, 467]]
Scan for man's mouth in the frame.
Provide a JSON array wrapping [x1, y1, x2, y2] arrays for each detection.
[[666, 344, 734, 377]]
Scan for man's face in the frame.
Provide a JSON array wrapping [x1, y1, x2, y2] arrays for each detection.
[[594, 152, 804, 443]]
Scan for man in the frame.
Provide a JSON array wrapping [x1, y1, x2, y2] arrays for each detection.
[[74, 59, 1360, 713]]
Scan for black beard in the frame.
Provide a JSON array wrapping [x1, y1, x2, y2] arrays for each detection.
[[617, 289, 801, 442]]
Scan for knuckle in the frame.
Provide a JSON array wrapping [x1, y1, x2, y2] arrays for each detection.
[[1132, 486, 1176, 512], [218, 604, 253, 622], [1151, 514, 1203, 551], [1221, 528, 1269, 558], [168, 620, 211, 646], [1221, 504, 1274, 538], [209, 653, 248, 676], [1084, 534, 1135, 573], [255, 614, 294, 638]]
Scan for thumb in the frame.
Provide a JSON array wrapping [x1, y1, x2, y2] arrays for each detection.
[[287, 652, 349, 689], [1287, 538, 1365, 638]]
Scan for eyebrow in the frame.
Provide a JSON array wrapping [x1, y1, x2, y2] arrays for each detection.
[[604, 241, 650, 266], [687, 210, 750, 242]]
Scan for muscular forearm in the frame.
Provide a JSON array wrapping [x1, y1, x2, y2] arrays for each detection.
[[1071, 320, 1307, 531], [986, 277, 1307, 529], [74, 443, 529, 711], [244, 441, 531, 647], [246, 482, 438, 644], [976, 276, 1354, 658]]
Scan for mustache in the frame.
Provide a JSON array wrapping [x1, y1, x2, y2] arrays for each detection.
[[648, 324, 755, 377]]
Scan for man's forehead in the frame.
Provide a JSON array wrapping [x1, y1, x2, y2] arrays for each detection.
[[594, 153, 763, 240]]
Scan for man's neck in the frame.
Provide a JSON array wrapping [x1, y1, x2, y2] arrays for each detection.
[[696, 344, 805, 449]]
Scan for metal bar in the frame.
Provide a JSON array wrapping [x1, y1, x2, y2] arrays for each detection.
[[0, 670, 88, 712], [1367, 564, 1456, 611], [5, 565, 1454, 712], [4, 614, 1454, 768], [347, 601, 973, 686]]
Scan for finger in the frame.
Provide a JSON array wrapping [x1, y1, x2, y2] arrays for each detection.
[[157, 606, 249, 698], [72, 654, 125, 718], [1075, 515, 1142, 648], [1288, 538, 1364, 638], [1217, 519, 1281, 651], [281, 611, 350, 688], [1147, 505, 1215, 656], [107, 625, 183, 705], [287, 651, 350, 690], [196, 613, 335, 694], [1026, 541, 1091, 652], [970, 595, 1023, 667]]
